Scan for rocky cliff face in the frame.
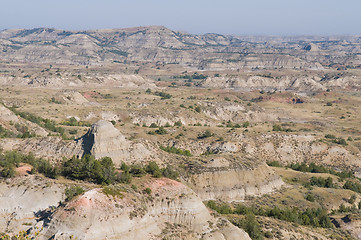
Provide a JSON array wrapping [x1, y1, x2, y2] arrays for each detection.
[[0, 175, 64, 234], [0, 176, 250, 240], [0, 136, 83, 160], [186, 164, 284, 201]]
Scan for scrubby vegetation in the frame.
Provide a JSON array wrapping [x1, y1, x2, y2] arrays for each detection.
[[102, 185, 124, 198], [0, 150, 60, 178], [62, 155, 117, 184], [147, 126, 168, 135], [343, 180, 361, 193], [324, 134, 348, 145], [272, 124, 293, 132], [124, 161, 179, 180], [0, 125, 16, 138], [159, 146, 192, 156], [65, 186, 85, 201], [309, 176, 334, 188], [232, 213, 264, 240], [154, 91, 172, 99], [206, 201, 334, 229], [197, 130, 214, 139], [9, 107, 65, 135], [60, 117, 91, 127], [267, 161, 354, 179], [14, 123, 36, 138], [0, 124, 35, 139], [174, 72, 208, 81], [0, 150, 179, 183]]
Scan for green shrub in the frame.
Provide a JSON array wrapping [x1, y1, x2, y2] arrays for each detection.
[[65, 186, 85, 201], [240, 213, 264, 240], [305, 194, 315, 202], [0, 124, 17, 138], [348, 194, 357, 204], [145, 161, 162, 178], [61, 117, 91, 127], [120, 162, 130, 172], [117, 171, 132, 183], [174, 121, 182, 127], [9, 108, 65, 135], [343, 180, 361, 193], [155, 127, 167, 135], [69, 129, 78, 135], [266, 161, 281, 167], [161, 165, 179, 180], [1, 165, 15, 178], [209, 201, 333, 229], [103, 186, 123, 198], [198, 130, 214, 139], [160, 146, 192, 156], [154, 91, 172, 99], [129, 164, 146, 177], [194, 106, 201, 113], [272, 125, 283, 131], [144, 187, 152, 195], [310, 176, 334, 188], [62, 155, 116, 184], [149, 123, 158, 128], [332, 138, 347, 146], [325, 134, 336, 139]]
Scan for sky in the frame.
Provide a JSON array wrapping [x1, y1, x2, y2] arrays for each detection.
[[1, 0, 361, 35]]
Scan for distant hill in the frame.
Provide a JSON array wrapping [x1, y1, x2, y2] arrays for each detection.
[[0, 26, 360, 69]]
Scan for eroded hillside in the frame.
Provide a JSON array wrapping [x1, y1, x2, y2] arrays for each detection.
[[0, 27, 361, 240]]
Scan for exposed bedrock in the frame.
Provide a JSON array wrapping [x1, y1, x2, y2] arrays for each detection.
[[39, 178, 250, 240], [185, 164, 284, 202]]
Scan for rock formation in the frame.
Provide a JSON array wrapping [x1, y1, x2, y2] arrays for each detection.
[[186, 164, 284, 201], [0, 176, 250, 240], [80, 120, 154, 165], [1, 26, 360, 70], [200, 75, 328, 92], [0, 175, 64, 234]]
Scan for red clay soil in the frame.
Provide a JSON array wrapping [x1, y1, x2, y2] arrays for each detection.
[[82, 91, 102, 99], [147, 178, 183, 191], [15, 164, 32, 176]]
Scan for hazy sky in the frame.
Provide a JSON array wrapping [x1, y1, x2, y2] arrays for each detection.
[[1, 0, 360, 35]]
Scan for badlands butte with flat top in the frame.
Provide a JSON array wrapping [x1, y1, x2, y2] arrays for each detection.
[[0, 26, 361, 239]]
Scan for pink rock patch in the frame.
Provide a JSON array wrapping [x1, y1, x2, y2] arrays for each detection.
[[15, 164, 32, 176], [148, 178, 183, 191]]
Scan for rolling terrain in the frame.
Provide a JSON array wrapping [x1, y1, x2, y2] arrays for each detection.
[[0, 26, 361, 239]]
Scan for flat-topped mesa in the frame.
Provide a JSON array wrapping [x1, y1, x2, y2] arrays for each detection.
[[81, 120, 129, 163]]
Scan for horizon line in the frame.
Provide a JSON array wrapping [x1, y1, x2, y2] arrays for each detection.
[[1, 25, 361, 38]]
